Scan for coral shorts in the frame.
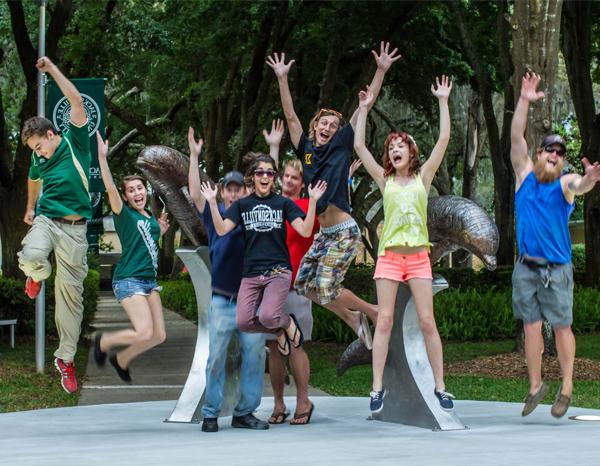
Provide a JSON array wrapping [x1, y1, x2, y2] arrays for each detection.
[[374, 250, 432, 282]]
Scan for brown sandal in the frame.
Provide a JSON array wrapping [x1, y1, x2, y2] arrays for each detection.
[[268, 411, 289, 424], [290, 402, 314, 425]]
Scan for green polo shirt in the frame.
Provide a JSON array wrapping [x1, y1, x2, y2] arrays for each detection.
[[28, 121, 92, 219], [113, 205, 160, 281]]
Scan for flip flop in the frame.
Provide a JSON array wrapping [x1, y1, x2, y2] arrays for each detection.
[[268, 411, 290, 424], [357, 313, 373, 350], [290, 402, 314, 425], [277, 334, 291, 357], [287, 314, 304, 348]]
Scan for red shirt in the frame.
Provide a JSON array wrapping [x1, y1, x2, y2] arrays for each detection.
[[286, 197, 319, 286]]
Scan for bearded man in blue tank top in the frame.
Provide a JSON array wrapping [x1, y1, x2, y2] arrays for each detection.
[[511, 73, 600, 419]]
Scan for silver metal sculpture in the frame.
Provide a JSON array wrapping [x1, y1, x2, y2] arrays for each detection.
[[138, 148, 243, 424], [137, 146, 499, 429]]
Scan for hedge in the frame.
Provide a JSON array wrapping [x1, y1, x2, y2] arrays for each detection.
[[158, 264, 600, 343], [0, 269, 99, 336]]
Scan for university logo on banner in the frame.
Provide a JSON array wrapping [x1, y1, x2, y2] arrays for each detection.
[[52, 94, 101, 137]]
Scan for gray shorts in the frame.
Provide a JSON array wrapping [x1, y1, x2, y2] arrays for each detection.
[[512, 261, 573, 328], [265, 290, 313, 341]]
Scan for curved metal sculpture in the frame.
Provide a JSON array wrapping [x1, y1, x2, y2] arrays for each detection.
[[137, 145, 499, 429]]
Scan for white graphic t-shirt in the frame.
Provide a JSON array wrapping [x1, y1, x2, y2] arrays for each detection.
[[224, 192, 305, 277]]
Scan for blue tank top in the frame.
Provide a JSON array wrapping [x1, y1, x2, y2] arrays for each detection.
[[515, 171, 574, 264]]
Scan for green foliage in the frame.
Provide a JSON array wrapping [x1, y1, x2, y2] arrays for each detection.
[[0, 270, 99, 336], [159, 277, 197, 322], [571, 244, 586, 271]]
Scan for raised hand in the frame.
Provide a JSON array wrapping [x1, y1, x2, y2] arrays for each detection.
[[520, 72, 545, 102], [35, 56, 55, 73], [308, 179, 327, 201], [158, 212, 170, 236], [349, 159, 363, 178], [262, 119, 285, 147], [199, 181, 218, 202], [582, 157, 600, 182], [431, 75, 453, 100], [358, 87, 375, 108], [96, 131, 108, 160], [372, 41, 401, 72], [188, 127, 204, 158], [266, 52, 295, 78]]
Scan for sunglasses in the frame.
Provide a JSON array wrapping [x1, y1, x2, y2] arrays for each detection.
[[254, 169, 276, 178], [544, 145, 566, 157], [316, 108, 343, 120]]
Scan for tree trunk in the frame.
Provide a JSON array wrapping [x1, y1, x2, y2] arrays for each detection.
[[451, 0, 515, 266], [561, 0, 600, 287]]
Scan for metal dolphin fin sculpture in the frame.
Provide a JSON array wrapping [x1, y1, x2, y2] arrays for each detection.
[[337, 195, 499, 377], [428, 195, 499, 270], [136, 145, 211, 246]]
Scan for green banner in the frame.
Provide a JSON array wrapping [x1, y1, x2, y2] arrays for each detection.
[[47, 78, 106, 192], [47, 78, 106, 252]]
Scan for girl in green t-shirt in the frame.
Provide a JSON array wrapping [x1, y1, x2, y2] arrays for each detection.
[[354, 76, 454, 414], [92, 132, 170, 383]]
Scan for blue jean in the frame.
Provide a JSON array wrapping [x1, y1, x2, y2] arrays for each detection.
[[201, 294, 266, 418]]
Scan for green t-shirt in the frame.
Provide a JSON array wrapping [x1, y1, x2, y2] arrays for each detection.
[[113, 204, 160, 281], [28, 121, 92, 219]]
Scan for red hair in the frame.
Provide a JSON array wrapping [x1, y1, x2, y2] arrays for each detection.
[[382, 132, 420, 178]]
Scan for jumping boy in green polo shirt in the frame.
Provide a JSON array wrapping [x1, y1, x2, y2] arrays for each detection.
[[18, 56, 91, 394]]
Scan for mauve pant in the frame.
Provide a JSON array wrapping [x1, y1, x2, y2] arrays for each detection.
[[236, 270, 292, 335]]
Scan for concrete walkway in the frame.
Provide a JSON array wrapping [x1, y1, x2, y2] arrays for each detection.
[[3, 398, 600, 465], [79, 292, 327, 406]]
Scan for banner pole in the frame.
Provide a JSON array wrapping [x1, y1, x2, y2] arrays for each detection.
[[35, 0, 48, 375]]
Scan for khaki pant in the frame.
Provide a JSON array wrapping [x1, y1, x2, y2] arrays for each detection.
[[18, 215, 88, 362]]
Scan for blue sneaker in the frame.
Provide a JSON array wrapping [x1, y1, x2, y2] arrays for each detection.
[[434, 389, 455, 411], [370, 389, 386, 413]]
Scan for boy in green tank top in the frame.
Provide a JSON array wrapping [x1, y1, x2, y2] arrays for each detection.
[[17, 57, 91, 395]]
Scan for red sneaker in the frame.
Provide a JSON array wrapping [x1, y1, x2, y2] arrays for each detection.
[[54, 358, 78, 394], [25, 277, 42, 299]]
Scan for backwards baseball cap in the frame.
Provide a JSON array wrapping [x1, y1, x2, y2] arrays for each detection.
[[540, 134, 567, 152], [221, 170, 244, 187]]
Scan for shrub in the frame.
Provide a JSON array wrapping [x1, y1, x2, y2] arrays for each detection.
[[0, 269, 99, 336], [160, 278, 197, 322]]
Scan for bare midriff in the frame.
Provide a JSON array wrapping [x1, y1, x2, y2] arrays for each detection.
[[318, 204, 352, 228], [386, 245, 428, 255]]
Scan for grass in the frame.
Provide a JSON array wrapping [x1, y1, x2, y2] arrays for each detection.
[[0, 336, 90, 413], [305, 334, 600, 409]]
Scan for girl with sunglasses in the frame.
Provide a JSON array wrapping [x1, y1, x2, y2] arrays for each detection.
[[266, 42, 401, 348], [354, 76, 454, 414], [199, 155, 326, 356]]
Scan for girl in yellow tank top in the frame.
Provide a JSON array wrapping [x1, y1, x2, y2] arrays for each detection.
[[354, 75, 455, 413]]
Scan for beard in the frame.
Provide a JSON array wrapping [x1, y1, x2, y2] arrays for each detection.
[[533, 157, 563, 184]]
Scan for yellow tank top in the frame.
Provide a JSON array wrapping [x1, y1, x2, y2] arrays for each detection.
[[378, 174, 430, 256]]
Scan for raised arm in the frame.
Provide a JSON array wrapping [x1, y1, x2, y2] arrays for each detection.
[[290, 180, 327, 237], [266, 53, 303, 149], [36, 57, 86, 127], [262, 119, 285, 168], [24, 179, 41, 225], [96, 132, 123, 215], [353, 88, 385, 192], [421, 75, 453, 192], [562, 157, 600, 202], [349, 42, 401, 129], [199, 181, 237, 236], [187, 127, 206, 213], [511, 73, 543, 185]]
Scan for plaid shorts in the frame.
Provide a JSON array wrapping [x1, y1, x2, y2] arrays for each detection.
[[294, 219, 361, 305]]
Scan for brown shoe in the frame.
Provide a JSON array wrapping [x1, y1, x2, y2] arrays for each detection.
[[550, 384, 571, 418], [521, 382, 548, 417]]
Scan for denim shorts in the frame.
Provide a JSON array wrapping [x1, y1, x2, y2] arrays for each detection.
[[112, 278, 162, 302]]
